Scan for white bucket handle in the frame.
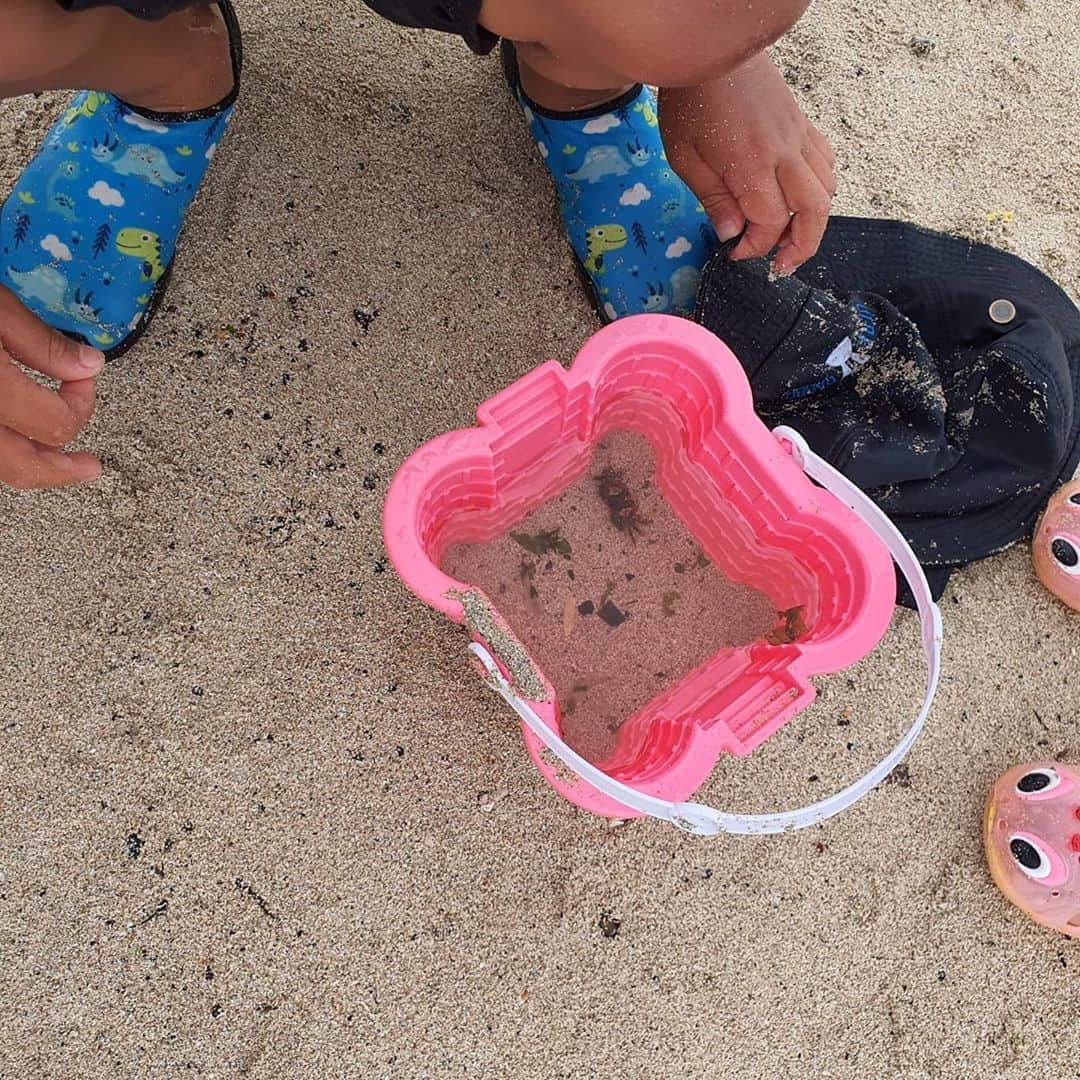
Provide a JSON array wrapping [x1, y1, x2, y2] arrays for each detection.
[[468, 426, 943, 836]]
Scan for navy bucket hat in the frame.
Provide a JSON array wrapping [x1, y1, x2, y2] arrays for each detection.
[[696, 217, 1080, 602]]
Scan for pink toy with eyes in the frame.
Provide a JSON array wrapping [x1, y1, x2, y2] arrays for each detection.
[[984, 762, 1080, 937], [1032, 479, 1080, 611]]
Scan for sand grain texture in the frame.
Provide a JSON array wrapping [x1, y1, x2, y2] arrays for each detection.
[[1, 1, 1078, 1076]]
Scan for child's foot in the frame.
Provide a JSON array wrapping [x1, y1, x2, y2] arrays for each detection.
[[0, 2, 241, 360], [507, 54, 716, 321]]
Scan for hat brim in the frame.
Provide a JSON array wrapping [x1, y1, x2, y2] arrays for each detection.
[[800, 217, 1080, 570]]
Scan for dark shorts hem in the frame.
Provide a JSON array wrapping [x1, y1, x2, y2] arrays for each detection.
[[362, 0, 497, 55], [55, 0, 203, 18]]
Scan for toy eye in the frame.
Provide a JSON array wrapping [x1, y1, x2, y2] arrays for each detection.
[[1016, 767, 1062, 795], [1050, 538, 1079, 573], [1010, 836, 1053, 879]]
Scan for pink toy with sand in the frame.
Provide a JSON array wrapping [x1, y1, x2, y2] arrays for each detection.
[[1032, 479, 1080, 612], [383, 316, 942, 834], [985, 762, 1080, 937]]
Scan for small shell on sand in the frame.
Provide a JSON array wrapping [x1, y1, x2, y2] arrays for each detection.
[[562, 595, 577, 639]]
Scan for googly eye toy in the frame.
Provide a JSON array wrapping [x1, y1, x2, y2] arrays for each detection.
[[1032, 480, 1080, 612], [984, 762, 1080, 937]]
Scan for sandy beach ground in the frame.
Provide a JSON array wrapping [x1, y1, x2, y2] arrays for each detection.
[[1, 0, 1078, 1075]]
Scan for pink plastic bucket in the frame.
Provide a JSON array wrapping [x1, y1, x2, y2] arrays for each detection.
[[383, 316, 940, 833]]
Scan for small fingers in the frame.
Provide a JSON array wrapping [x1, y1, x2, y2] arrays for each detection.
[[771, 157, 832, 275], [727, 174, 792, 261], [0, 349, 97, 447], [668, 144, 745, 241], [0, 285, 104, 380], [803, 143, 837, 200], [0, 424, 101, 490], [809, 125, 836, 167], [57, 377, 98, 436]]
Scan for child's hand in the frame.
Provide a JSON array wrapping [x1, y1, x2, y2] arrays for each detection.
[[659, 53, 836, 276], [0, 286, 103, 490]]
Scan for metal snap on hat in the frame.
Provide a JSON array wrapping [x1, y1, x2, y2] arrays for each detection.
[[990, 298, 1017, 324]]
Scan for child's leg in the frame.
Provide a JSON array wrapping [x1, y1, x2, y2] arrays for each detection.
[[1, 0, 232, 111], [0, 0, 239, 357], [516, 64, 631, 117], [510, 49, 717, 322]]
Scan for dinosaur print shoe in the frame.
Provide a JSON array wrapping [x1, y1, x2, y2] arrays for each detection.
[[0, 1, 241, 360], [502, 46, 717, 323]]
